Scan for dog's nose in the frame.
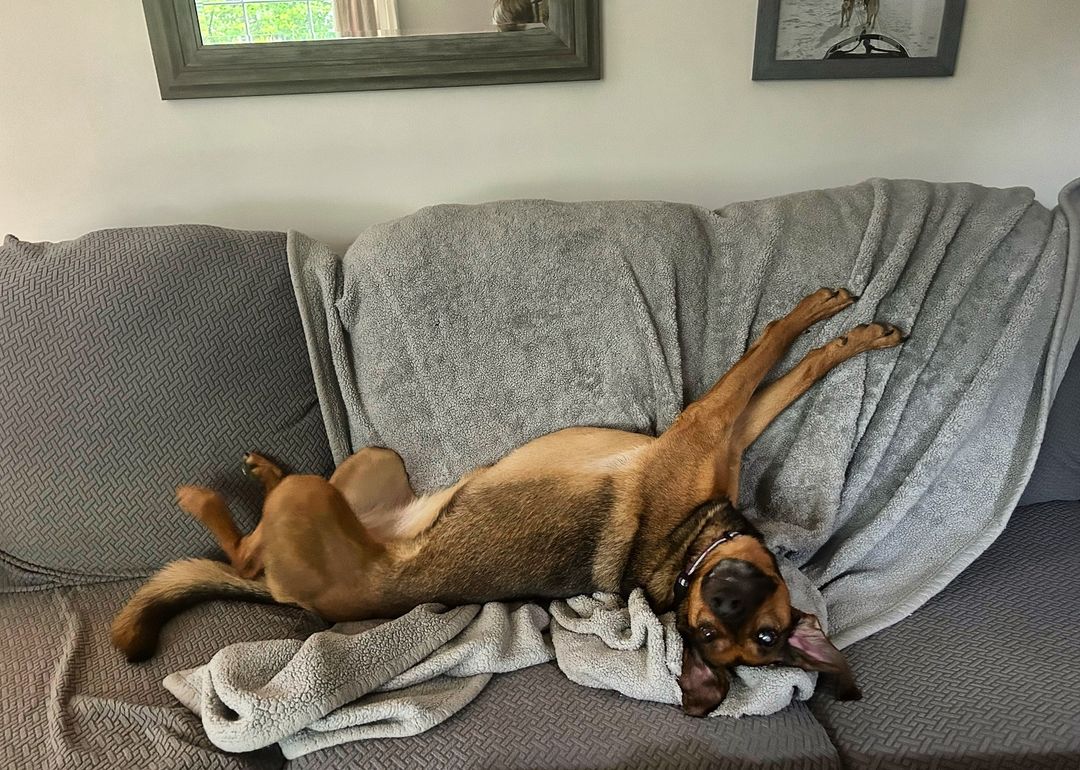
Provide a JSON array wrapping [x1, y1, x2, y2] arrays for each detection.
[[702, 559, 778, 627], [710, 588, 745, 619]]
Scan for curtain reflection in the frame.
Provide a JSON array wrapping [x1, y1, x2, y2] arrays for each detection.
[[333, 0, 399, 37]]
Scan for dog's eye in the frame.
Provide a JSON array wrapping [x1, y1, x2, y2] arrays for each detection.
[[756, 629, 779, 647], [699, 626, 718, 642]]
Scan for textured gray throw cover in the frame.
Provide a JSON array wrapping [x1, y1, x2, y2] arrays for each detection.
[[172, 179, 1080, 754]]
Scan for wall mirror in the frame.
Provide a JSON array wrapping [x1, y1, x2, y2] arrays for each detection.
[[142, 0, 600, 99]]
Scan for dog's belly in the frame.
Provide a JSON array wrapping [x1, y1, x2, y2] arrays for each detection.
[[390, 471, 637, 607]]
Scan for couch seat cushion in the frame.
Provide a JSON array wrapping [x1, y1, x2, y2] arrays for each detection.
[[810, 500, 1080, 769], [0, 579, 325, 769], [288, 661, 840, 770]]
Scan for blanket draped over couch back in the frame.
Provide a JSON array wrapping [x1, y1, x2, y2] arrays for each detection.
[[292, 179, 1078, 648]]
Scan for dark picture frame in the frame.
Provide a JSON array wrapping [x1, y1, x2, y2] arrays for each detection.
[[142, 0, 601, 100], [752, 0, 965, 80]]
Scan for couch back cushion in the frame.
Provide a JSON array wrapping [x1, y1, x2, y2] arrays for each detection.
[[0, 226, 333, 584]]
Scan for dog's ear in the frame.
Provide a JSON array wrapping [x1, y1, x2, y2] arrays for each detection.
[[783, 611, 862, 701], [678, 644, 730, 716]]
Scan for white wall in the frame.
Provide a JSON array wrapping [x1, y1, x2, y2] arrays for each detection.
[[1, 1, 1078, 252]]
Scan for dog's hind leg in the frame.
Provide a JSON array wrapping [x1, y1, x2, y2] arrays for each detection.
[[244, 451, 285, 493], [177, 450, 284, 576], [177, 485, 264, 578], [721, 321, 904, 504], [329, 447, 419, 541]]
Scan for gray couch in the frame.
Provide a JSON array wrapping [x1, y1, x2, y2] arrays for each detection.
[[2, 224, 1077, 769]]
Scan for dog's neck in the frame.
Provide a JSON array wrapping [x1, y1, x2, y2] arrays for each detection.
[[679, 501, 759, 577], [627, 499, 759, 611], [673, 526, 749, 605]]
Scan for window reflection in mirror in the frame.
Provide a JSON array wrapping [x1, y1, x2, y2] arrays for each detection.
[[194, 0, 549, 45]]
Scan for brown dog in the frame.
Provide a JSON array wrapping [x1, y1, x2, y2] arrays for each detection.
[[112, 288, 903, 715]]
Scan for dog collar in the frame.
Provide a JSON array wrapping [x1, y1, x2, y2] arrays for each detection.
[[673, 530, 745, 603]]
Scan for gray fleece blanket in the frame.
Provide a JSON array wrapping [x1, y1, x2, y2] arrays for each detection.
[[168, 178, 1080, 756]]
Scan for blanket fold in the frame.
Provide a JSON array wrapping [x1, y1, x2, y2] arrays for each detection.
[[171, 590, 799, 758], [170, 178, 1079, 755], [164, 603, 553, 757]]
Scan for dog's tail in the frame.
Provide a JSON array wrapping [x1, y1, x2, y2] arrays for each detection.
[[110, 558, 277, 662]]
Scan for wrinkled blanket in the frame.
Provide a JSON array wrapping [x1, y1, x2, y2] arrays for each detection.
[[171, 178, 1080, 756], [165, 583, 819, 758]]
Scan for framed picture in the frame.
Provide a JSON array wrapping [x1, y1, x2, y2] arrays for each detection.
[[753, 0, 965, 80]]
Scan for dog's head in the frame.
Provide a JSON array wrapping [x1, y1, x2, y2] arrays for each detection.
[[675, 534, 861, 716]]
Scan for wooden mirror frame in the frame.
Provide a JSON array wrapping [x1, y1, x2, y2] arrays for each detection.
[[142, 0, 601, 99]]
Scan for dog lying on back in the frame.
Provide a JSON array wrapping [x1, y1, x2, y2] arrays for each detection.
[[113, 288, 903, 715]]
